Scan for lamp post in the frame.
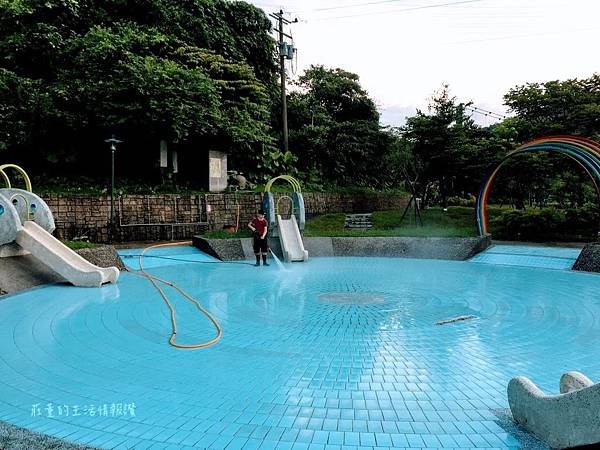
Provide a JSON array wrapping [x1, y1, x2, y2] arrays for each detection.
[[105, 136, 122, 243]]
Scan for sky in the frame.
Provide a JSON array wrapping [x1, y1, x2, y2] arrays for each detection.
[[247, 0, 599, 127]]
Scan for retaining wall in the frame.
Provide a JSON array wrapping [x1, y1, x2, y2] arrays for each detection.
[[42, 192, 408, 243]]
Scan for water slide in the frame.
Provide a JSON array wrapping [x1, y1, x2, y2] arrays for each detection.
[[276, 214, 308, 262], [15, 221, 119, 287], [0, 167, 120, 288]]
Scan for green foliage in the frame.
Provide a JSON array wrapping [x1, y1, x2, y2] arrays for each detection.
[[490, 205, 599, 242], [0, 68, 49, 151], [396, 85, 507, 206], [304, 207, 478, 238], [483, 74, 600, 211], [287, 65, 395, 188], [0, 0, 281, 181], [63, 239, 98, 250], [504, 75, 600, 141]]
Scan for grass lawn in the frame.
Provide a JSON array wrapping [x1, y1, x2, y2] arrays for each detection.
[[305, 206, 480, 238], [63, 240, 99, 250]]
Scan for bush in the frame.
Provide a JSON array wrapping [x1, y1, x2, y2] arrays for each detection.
[[490, 206, 599, 241], [446, 195, 476, 207]]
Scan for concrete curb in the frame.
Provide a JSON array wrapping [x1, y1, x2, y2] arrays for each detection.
[[0, 420, 97, 450], [0, 245, 126, 295], [192, 235, 492, 261], [573, 242, 600, 273]]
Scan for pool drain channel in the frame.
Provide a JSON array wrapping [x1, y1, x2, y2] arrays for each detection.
[[132, 241, 222, 350]]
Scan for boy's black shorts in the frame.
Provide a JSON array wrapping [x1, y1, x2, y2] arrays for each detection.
[[253, 236, 268, 253]]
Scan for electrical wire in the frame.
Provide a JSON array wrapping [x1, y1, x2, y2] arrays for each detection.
[[307, 0, 488, 21], [289, 26, 298, 76], [314, 0, 413, 12], [465, 105, 507, 121]]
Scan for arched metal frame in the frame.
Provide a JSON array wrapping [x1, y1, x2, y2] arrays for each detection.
[[476, 136, 600, 236], [0, 164, 33, 192], [264, 175, 302, 193], [262, 175, 305, 233]]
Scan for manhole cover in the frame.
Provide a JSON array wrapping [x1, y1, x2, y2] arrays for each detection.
[[318, 292, 385, 305]]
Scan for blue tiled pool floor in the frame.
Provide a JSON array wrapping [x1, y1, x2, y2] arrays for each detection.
[[469, 245, 582, 270], [1, 248, 599, 449]]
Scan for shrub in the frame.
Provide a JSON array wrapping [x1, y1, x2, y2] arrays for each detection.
[[446, 195, 476, 207], [490, 206, 599, 241]]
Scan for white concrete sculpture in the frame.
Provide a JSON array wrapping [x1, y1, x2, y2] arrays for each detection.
[[508, 371, 600, 449]]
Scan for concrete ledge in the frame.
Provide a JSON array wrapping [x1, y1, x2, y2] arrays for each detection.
[[330, 236, 490, 260], [0, 420, 95, 450], [75, 246, 126, 271], [573, 243, 600, 272], [0, 246, 126, 294], [192, 236, 247, 261], [192, 235, 491, 261]]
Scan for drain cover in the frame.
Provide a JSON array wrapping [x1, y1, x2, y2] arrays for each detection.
[[318, 292, 385, 305]]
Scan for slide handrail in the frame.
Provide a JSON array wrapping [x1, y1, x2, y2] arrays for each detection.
[[0, 164, 32, 192]]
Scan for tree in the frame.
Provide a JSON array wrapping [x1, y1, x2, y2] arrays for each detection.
[[287, 65, 395, 187], [493, 74, 600, 208], [398, 85, 496, 206], [504, 74, 600, 141], [0, 0, 285, 183]]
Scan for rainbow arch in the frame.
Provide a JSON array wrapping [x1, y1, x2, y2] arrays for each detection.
[[476, 136, 600, 236]]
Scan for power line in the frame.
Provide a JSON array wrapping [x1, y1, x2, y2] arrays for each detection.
[[314, 0, 412, 12], [308, 0, 488, 22], [452, 26, 599, 45], [465, 105, 507, 121]]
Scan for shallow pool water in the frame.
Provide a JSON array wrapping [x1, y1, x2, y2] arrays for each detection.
[[1, 248, 599, 449]]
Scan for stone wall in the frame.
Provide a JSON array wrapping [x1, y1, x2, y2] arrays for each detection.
[[42, 192, 407, 243]]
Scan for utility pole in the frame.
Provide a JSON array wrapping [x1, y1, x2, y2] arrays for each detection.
[[270, 10, 297, 154]]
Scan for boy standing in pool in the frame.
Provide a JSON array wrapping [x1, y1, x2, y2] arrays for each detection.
[[248, 210, 269, 267]]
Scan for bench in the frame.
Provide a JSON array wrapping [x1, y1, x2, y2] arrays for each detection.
[[344, 213, 373, 229]]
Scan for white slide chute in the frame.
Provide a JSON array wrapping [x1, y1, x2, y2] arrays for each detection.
[[15, 221, 119, 287], [276, 214, 308, 262]]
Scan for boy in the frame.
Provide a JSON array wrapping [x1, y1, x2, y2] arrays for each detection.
[[248, 210, 269, 266]]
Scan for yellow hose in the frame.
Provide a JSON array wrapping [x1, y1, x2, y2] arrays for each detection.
[[133, 241, 222, 350]]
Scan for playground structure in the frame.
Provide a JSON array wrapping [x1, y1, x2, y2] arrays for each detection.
[[0, 164, 119, 287], [476, 136, 600, 236], [262, 175, 308, 262]]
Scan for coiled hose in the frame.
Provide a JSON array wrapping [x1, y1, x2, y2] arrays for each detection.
[[131, 241, 222, 350]]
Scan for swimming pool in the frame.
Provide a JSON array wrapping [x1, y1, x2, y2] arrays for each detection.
[[1, 247, 599, 449]]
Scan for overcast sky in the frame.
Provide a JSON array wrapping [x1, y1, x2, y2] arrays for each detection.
[[248, 0, 599, 127]]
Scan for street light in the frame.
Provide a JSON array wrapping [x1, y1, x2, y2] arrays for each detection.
[[105, 135, 122, 243]]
